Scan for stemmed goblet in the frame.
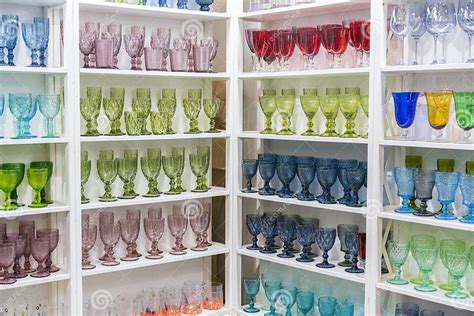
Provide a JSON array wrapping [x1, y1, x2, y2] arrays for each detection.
[[319, 297, 337, 316], [259, 95, 277, 134], [337, 160, 358, 205], [390, 5, 411, 65], [82, 223, 97, 270], [387, 240, 410, 285], [276, 95, 295, 135], [439, 239, 466, 291], [242, 159, 258, 193], [413, 245, 438, 292], [80, 87, 101, 136], [30, 237, 50, 278], [425, 0, 457, 64], [392, 92, 419, 139], [190, 148, 210, 193], [243, 278, 260, 313], [459, 0, 474, 63], [321, 24, 349, 68], [319, 95, 339, 137], [79, 22, 98, 68], [168, 213, 187, 255], [183, 98, 202, 134], [21, 22, 40, 67], [203, 98, 222, 133], [97, 157, 119, 202], [246, 214, 262, 250], [459, 173, 474, 223], [3, 15, 18, 66], [300, 95, 319, 136], [258, 159, 276, 196], [338, 94, 360, 138], [30, 161, 53, 205], [27, 167, 48, 208], [190, 211, 209, 251], [118, 157, 137, 200], [163, 155, 180, 195], [345, 232, 364, 273], [296, 162, 316, 201], [277, 220, 295, 258], [103, 88, 125, 136], [346, 166, 366, 207], [0, 169, 18, 210], [260, 216, 277, 254], [296, 292, 314, 316], [99, 223, 121, 266], [36, 228, 59, 272], [144, 218, 164, 260], [106, 24, 122, 68], [413, 169, 436, 216], [37, 94, 61, 138], [296, 222, 315, 262], [295, 27, 321, 70], [9, 93, 37, 139], [434, 171, 459, 220], [141, 148, 161, 197], [119, 219, 140, 261], [394, 167, 415, 213], [316, 159, 338, 204], [6, 234, 27, 278], [34, 17, 49, 67], [157, 97, 177, 134], [276, 160, 296, 198], [315, 228, 336, 268], [264, 281, 282, 316], [19, 220, 35, 273], [408, 3, 426, 65], [1, 163, 25, 208], [337, 224, 358, 267], [0, 242, 16, 284], [124, 26, 145, 70], [410, 235, 436, 285], [453, 92, 474, 142], [425, 91, 453, 142]]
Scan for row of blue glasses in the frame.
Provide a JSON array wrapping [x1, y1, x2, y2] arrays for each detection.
[[395, 303, 444, 316], [394, 167, 474, 223], [1, 94, 61, 139], [242, 155, 367, 208], [246, 213, 365, 274], [243, 276, 355, 316], [0, 15, 49, 67], [115, 0, 215, 11]]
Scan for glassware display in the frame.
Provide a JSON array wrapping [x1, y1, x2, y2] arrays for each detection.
[[315, 227, 336, 268], [425, 0, 456, 64], [413, 169, 436, 216], [387, 240, 410, 285], [392, 92, 419, 139], [425, 91, 453, 141]]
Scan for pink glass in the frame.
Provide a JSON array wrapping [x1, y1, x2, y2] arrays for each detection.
[[348, 20, 364, 67], [79, 25, 98, 68], [201, 203, 212, 247], [296, 27, 321, 70], [119, 219, 140, 262], [106, 24, 122, 69], [126, 209, 142, 258], [183, 27, 198, 72], [167, 213, 187, 255], [98, 211, 114, 261], [144, 218, 165, 259], [321, 24, 350, 68], [208, 39, 218, 72], [30, 238, 50, 278], [193, 44, 211, 72], [190, 211, 209, 251], [36, 228, 59, 273], [124, 26, 145, 70], [95, 38, 114, 68], [0, 242, 16, 284], [99, 223, 121, 266], [19, 220, 35, 273], [276, 29, 296, 70], [6, 234, 28, 278], [170, 38, 189, 72], [151, 27, 171, 71], [145, 47, 165, 70], [203, 282, 224, 310], [82, 224, 97, 270]]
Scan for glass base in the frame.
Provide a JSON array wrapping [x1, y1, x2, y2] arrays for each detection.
[[340, 131, 358, 138], [98, 196, 118, 202], [165, 191, 181, 195], [247, 245, 262, 250], [316, 262, 335, 268], [320, 131, 339, 137], [387, 277, 408, 285], [345, 267, 364, 273], [82, 263, 96, 270], [146, 254, 164, 260], [410, 277, 433, 285], [143, 193, 160, 197], [191, 188, 210, 193], [301, 130, 318, 136], [50, 265, 60, 273], [296, 257, 314, 263], [277, 129, 294, 135], [101, 261, 120, 266], [434, 213, 457, 220], [12, 271, 28, 279], [81, 198, 90, 204], [264, 312, 282, 316], [81, 133, 101, 137], [338, 260, 352, 267], [105, 132, 125, 136], [170, 250, 187, 255], [260, 129, 275, 134], [258, 189, 276, 196], [0, 278, 16, 284], [191, 246, 208, 251], [118, 195, 136, 199], [244, 306, 260, 313], [121, 256, 139, 261], [413, 210, 434, 217], [297, 194, 316, 201], [459, 216, 474, 223], [445, 291, 468, 299], [395, 206, 413, 214], [439, 283, 463, 291], [277, 253, 295, 258], [42, 135, 60, 138], [277, 192, 295, 199], [415, 285, 437, 292], [28, 203, 47, 208], [205, 129, 220, 133], [242, 189, 258, 193], [0, 205, 18, 210], [185, 130, 202, 134], [259, 249, 277, 254], [30, 272, 50, 278]]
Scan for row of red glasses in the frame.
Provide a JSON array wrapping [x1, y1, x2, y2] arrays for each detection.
[[245, 20, 370, 71]]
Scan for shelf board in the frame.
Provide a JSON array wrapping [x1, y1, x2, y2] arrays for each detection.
[[238, 192, 367, 215], [237, 309, 266, 316], [239, 132, 369, 144], [0, 66, 67, 75], [0, 270, 69, 291], [0, 0, 65, 6], [377, 281, 474, 312], [238, 247, 366, 284], [239, 0, 369, 22], [379, 207, 474, 232], [78, 0, 230, 21], [202, 307, 233, 315], [81, 132, 230, 143], [82, 187, 229, 210], [80, 68, 230, 79], [0, 138, 68, 146], [0, 203, 69, 219], [83, 243, 229, 277], [238, 67, 369, 80], [380, 139, 473, 151], [382, 63, 474, 75]]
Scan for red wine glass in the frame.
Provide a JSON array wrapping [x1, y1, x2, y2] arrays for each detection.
[[270, 29, 282, 70], [321, 24, 349, 68], [348, 20, 364, 67], [252, 29, 271, 71], [263, 40, 276, 71], [276, 29, 295, 70], [245, 29, 257, 71], [361, 21, 370, 66], [295, 27, 321, 70]]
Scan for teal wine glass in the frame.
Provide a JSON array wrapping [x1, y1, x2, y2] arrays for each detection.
[[318, 297, 337, 316], [434, 171, 459, 220], [243, 277, 260, 313], [37, 94, 61, 138], [296, 291, 314, 316], [9, 93, 37, 139], [264, 281, 282, 316], [394, 167, 414, 214]]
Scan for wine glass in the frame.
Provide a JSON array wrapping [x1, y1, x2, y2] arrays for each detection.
[[434, 171, 459, 220], [276, 29, 295, 71], [276, 161, 296, 198], [242, 159, 259, 193], [321, 24, 349, 68], [245, 29, 257, 71], [296, 27, 321, 70], [337, 224, 359, 267], [243, 277, 260, 313], [6, 234, 27, 278], [260, 216, 277, 254], [30, 237, 50, 278], [124, 28, 145, 70], [173, 146, 187, 193], [246, 214, 262, 250], [141, 149, 161, 198], [106, 24, 122, 68], [34, 17, 49, 67], [408, 3, 427, 65], [296, 222, 315, 262], [9, 93, 37, 139], [425, 0, 457, 64], [300, 95, 319, 136], [345, 232, 364, 273], [315, 228, 336, 268], [425, 91, 452, 142], [413, 245, 438, 292], [22, 22, 40, 67], [296, 162, 316, 201], [413, 169, 436, 216], [168, 213, 187, 255], [259, 95, 277, 134], [338, 94, 360, 138], [453, 91, 474, 142], [119, 219, 140, 261], [252, 29, 271, 71], [27, 168, 48, 208], [347, 166, 366, 207], [203, 98, 221, 133], [318, 297, 337, 316], [82, 224, 97, 270], [103, 90, 125, 136], [316, 161, 338, 204], [348, 20, 364, 67], [458, 0, 474, 63], [79, 23, 98, 68], [392, 92, 420, 139], [264, 281, 282, 316], [37, 94, 61, 138], [36, 228, 59, 273], [394, 167, 415, 213], [390, 5, 411, 65], [190, 211, 209, 251], [19, 220, 35, 273], [296, 291, 314, 316], [3, 15, 18, 66], [439, 239, 466, 291], [118, 157, 138, 200], [387, 240, 411, 285], [277, 220, 296, 258], [319, 95, 339, 137], [183, 98, 202, 134], [97, 158, 119, 202], [276, 95, 295, 135], [459, 173, 474, 223], [0, 169, 18, 210], [144, 218, 164, 259], [99, 223, 121, 266]]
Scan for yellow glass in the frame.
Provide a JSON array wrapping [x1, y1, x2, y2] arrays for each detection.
[[300, 95, 320, 136], [259, 95, 277, 134], [319, 95, 339, 137], [338, 94, 361, 138], [360, 95, 369, 138], [425, 91, 453, 142], [276, 96, 295, 135]]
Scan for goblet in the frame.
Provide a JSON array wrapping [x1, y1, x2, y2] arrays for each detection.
[[394, 167, 415, 213], [0, 242, 16, 284], [296, 27, 321, 70], [6, 234, 27, 278], [260, 217, 277, 254], [80, 97, 101, 137], [413, 246, 438, 292], [158, 98, 177, 134], [406, 155, 423, 209], [204, 98, 222, 133], [276, 161, 296, 198], [321, 24, 349, 68], [30, 237, 50, 278], [259, 95, 277, 134], [29, 161, 53, 205], [81, 159, 91, 204], [246, 214, 262, 250], [162, 155, 180, 195], [392, 92, 419, 139], [144, 218, 164, 260], [36, 228, 59, 272], [97, 158, 119, 202], [439, 239, 466, 291], [79, 23, 98, 68], [141, 150, 161, 198], [459, 173, 474, 223], [119, 219, 140, 261], [117, 158, 137, 199], [319, 95, 339, 137], [276, 96, 295, 135], [425, 0, 456, 64], [296, 291, 314, 316], [124, 28, 145, 70], [434, 171, 459, 220], [242, 159, 259, 193], [338, 94, 360, 138], [167, 213, 187, 255], [318, 297, 337, 316], [296, 163, 316, 201], [337, 224, 358, 267], [387, 240, 410, 285], [183, 98, 202, 134], [315, 228, 336, 268], [81, 224, 97, 270], [300, 95, 319, 136], [408, 3, 427, 65], [0, 169, 18, 210], [453, 92, 474, 142], [131, 100, 151, 136], [37, 94, 60, 138], [395, 303, 419, 316], [9, 93, 37, 139], [3, 15, 18, 66], [190, 211, 210, 251], [347, 20, 364, 66], [243, 277, 260, 313], [264, 281, 282, 316], [390, 5, 411, 65], [410, 235, 436, 285], [258, 160, 276, 195], [337, 160, 358, 205], [346, 166, 366, 207], [277, 220, 295, 258], [103, 96, 125, 136], [425, 91, 453, 142], [21, 22, 40, 67], [413, 169, 436, 216], [296, 222, 315, 262], [316, 161, 338, 204], [345, 232, 364, 273], [125, 209, 141, 257], [106, 24, 122, 68], [99, 223, 121, 266], [189, 152, 208, 193], [19, 220, 35, 273], [27, 168, 48, 208]]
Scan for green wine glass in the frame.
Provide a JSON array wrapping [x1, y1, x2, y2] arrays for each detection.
[[197, 145, 210, 188], [183, 98, 202, 134], [259, 95, 277, 134], [188, 89, 202, 100], [445, 251, 469, 299], [30, 161, 53, 204], [1, 163, 25, 207], [360, 95, 369, 138], [410, 235, 436, 285], [103, 97, 124, 136], [190, 153, 206, 192], [453, 92, 474, 143], [326, 88, 341, 96], [276, 95, 295, 135], [0, 169, 18, 210], [162, 155, 181, 195], [439, 239, 466, 291], [118, 158, 137, 199], [157, 98, 176, 134], [300, 95, 320, 136], [124, 149, 138, 196], [303, 88, 318, 96], [387, 240, 411, 285], [97, 158, 118, 202], [125, 111, 142, 136], [81, 159, 91, 204], [80, 97, 101, 136], [150, 111, 167, 135], [141, 149, 161, 197], [27, 168, 48, 208], [203, 98, 222, 133], [131, 97, 151, 135], [172, 147, 185, 192], [263, 89, 277, 96], [319, 95, 339, 137], [338, 94, 360, 138], [281, 88, 295, 96], [413, 246, 438, 292]]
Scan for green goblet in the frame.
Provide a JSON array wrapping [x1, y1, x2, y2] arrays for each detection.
[[1, 163, 25, 207], [118, 158, 137, 199], [103, 98, 124, 136], [263, 89, 277, 96], [150, 112, 167, 135], [281, 89, 295, 96], [81, 159, 91, 204], [300, 95, 320, 136], [80, 97, 101, 136], [188, 89, 202, 100], [204, 98, 222, 133], [124, 150, 138, 196], [276, 95, 295, 135], [27, 168, 49, 208], [338, 94, 360, 138], [410, 235, 436, 285], [190, 153, 206, 192], [162, 88, 176, 100], [319, 95, 339, 137], [0, 169, 18, 210], [97, 158, 118, 202], [141, 149, 161, 197], [259, 95, 277, 134], [157, 98, 176, 134], [445, 252, 469, 299], [360, 95, 369, 138], [125, 111, 143, 136], [439, 239, 466, 291], [387, 240, 410, 285], [162, 155, 181, 195], [326, 88, 341, 96], [413, 246, 438, 292], [466, 161, 474, 175], [303, 88, 318, 96], [131, 97, 151, 135], [172, 147, 185, 192], [453, 91, 474, 143], [183, 98, 202, 134], [30, 161, 53, 204]]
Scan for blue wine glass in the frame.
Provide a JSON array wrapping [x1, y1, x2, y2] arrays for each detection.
[[21, 23, 40, 67], [316, 159, 338, 204], [277, 162, 296, 198], [177, 0, 188, 9], [458, 0, 474, 63], [337, 224, 358, 267], [260, 216, 278, 254], [335, 300, 354, 316], [296, 222, 315, 262], [264, 281, 282, 316], [242, 159, 259, 193], [0, 20, 7, 65], [395, 303, 419, 316], [392, 92, 419, 139], [243, 277, 261, 313], [345, 232, 364, 273], [301, 217, 319, 257], [158, 0, 168, 6], [426, 0, 457, 64], [0, 94, 4, 138], [337, 159, 358, 205], [413, 169, 436, 216], [459, 173, 474, 223], [264, 211, 282, 250], [295, 156, 315, 198], [195, 0, 214, 11], [246, 214, 262, 250], [2, 15, 18, 66], [33, 17, 49, 67], [281, 285, 297, 316], [284, 215, 301, 253], [296, 291, 314, 316], [318, 297, 337, 316], [9, 93, 37, 139], [37, 94, 60, 138], [315, 228, 336, 268], [296, 163, 316, 201], [277, 220, 295, 258], [394, 167, 415, 213], [258, 160, 276, 195], [434, 171, 459, 220], [346, 166, 366, 207]]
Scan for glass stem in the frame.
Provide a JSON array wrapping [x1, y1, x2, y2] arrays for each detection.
[[35, 190, 41, 204], [468, 34, 474, 62], [4, 192, 11, 208], [395, 266, 401, 280], [413, 39, 419, 65], [441, 36, 447, 63], [399, 36, 405, 65], [47, 119, 54, 136], [433, 36, 438, 64], [422, 271, 429, 288]]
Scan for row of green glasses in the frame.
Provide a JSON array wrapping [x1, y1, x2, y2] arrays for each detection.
[[259, 87, 368, 138], [0, 161, 53, 209], [387, 236, 474, 298], [81, 146, 210, 203]]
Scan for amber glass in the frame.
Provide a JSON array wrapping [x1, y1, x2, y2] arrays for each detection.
[[425, 91, 453, 141]]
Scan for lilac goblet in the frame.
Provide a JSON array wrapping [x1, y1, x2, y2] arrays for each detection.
[[144, 218, 165, 259], [99, 223, 121, 266], [36, 228, 59, 273], [30, 238, 50, 278]]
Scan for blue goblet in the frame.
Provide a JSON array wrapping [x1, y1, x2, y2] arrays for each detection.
[[0, 94, 4, 138], [195, 0, 214, 11], [316, 160, 338, 204], [277, 162, 296, 198], [277, 220, 295, 258], [335, 300, 354, 316], [246, 214, 262, 250], [301, 217, 319, 257], [297, 163, 316, 201], [258, 160, 276, 195], [243, 277, 261, 313], [345, 232, 364, 273], [337, 159, 358, 205], [318, 297, 337, 316], [260, 216, 278, 254], [296, 222, 315, 262], [337, 224, 358, 267], [394, 167, 415, 213], [177, 0, 188, 9], [0, 20, 6, 65], [9, 93, 37, 139], [285, 215, 301, 253], [413, 169, 436, 216], [3, 15, 18, 66], [346, 166, 366, 207], [315, 228, 336, 268], [33, 17, 49, 67], [459, 173, 474, 223], [281, 285, 297, 316], [264, 281, 282, 316], [242, 159, 259, 193], [296, 291, 314, 316], [392, 92, 420, 139], [37, 94, 60, 138], [434, 171, 459, 220], [158, 0, 168, 6], [295, 156, 316, 198], [264, 211, 281, 250], [21, 23, 40, 67]]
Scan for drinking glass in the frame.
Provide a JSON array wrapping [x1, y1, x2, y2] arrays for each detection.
[[360, 95, 369, 137], [21, 22, 40, 67], [387, 240, 410, 285], [246, 214, 262, 251], [29, 161, 52, 205], [337, 224, 358, 267], [413, 168, 436, 216], [82, 224, 97, 270], [392, 92, 419, 139], [425, 0, 457, 64], [296, 162, 316, 201], [99, 223, 121, 266], [335, 301, 354, 316], [434, 171, 459, 220], [242, 159, 259, 193], [119, 219, 140, 261], [117, 157, 137, 200], [394, 167, 415, 213], [27, 168, 48, 208], [124, 111, 142, 136], [296, 27, 321, 70], [36, 228, 59, 272], [97, 158, 119, 202], [348, 21, 364, 67], [203, 98, 221, 133], [453, 91, 474, 142], [296, 222, 315, 262], [258, 160, 276, 195], [144, 218, 164, 260], [259, 95, 277, 134], [106, 24, 122, 68], [34, 17, 49, 67], [319, 95, 339, 137], [0, 169, 18, 210], [5, 234, 27, 278], [425, 91, 452, 141], [338, 94, 360, 138], [3, 15, 18, 66], [0, 242, 16, 284], [162, 155, 180, 195], [458, 0, 474, 62], [141, 149, 161, 197], [264, 281, 282, 316], [315, 228, 336, 268], [157, 98, 177, 134], [260, 217, 277, 254], [439, 239, 466, 291], [167, 213, 187, 255], [391, 5, 411, 65], [124, 27, 145, 70], [316, 161, 338, 204], [30, 237, 50, 278], [189, 210, 209, 251], [243, 278, 260, 313], [275, 96, 295, 135], [131, 99, 151, 136], [318, 297, 337, 316], [413, 246, 438, 292], [321, 24, 349, 68], [19, 220, 35, 273], [345, 232, 364, 273], [276, 161, 296, 198], [408, 3, 427, 65], [300, 95, 319, 136], [189, 153, 208, 193], [183, 98, 202, 134], [410, 235, 436, 285], [276, 29, 295, 70], [395, 303, 419, 316], [277, 220, 296, 258], [459, 173, 474, 223], [80, 97, 101, 137], [296, 291, 314, 316], [103, 93, 125, 136], [361, 21, 371, 66], [337, 160, 358, 205], [79, 23, 98, 68], [37, 94, 60, 138], [9, 93, 37, 139]]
